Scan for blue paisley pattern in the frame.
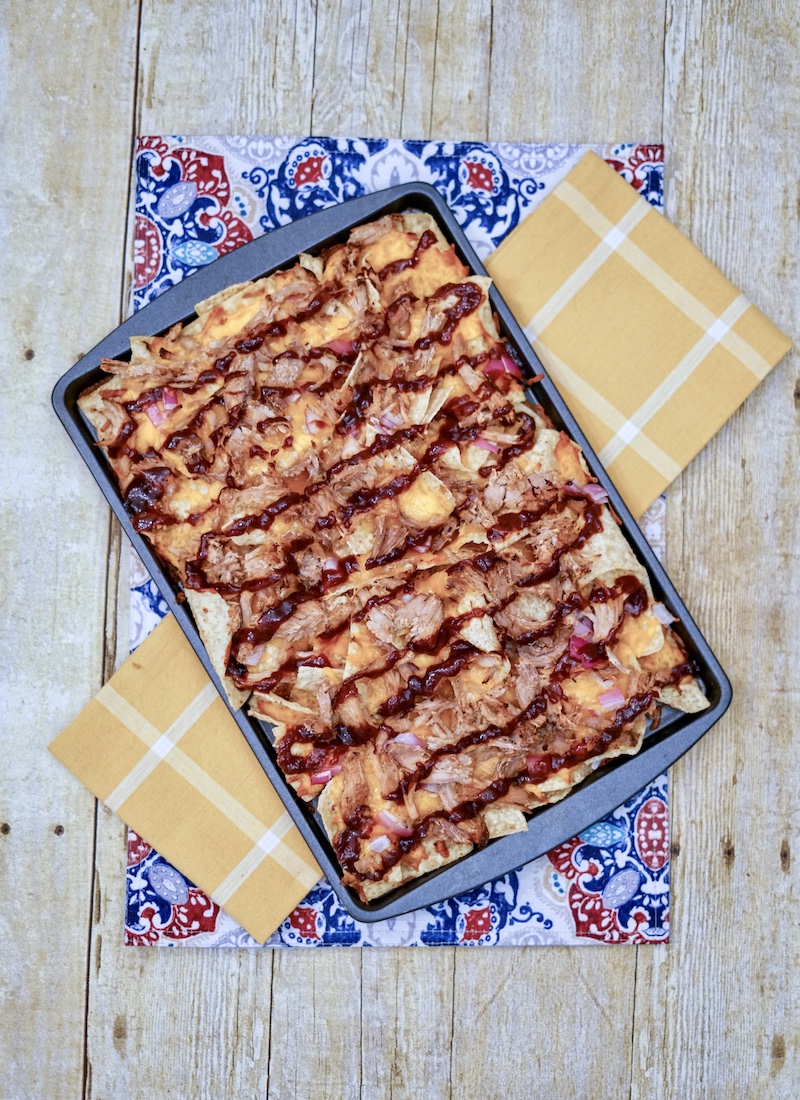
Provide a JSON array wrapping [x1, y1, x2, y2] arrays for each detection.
[[131, 136, 663, 310], [126, 137, 667, 947]]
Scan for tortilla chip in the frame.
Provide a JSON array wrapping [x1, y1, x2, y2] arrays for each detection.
[[84, 209, 708, 904], [184, 590, 249, 710], [658, 681, 710, 714]]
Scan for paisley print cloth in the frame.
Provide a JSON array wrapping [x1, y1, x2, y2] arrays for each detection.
[[126, 137, 669, 947]]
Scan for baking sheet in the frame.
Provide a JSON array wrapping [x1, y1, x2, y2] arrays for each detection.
[[53, 182, 732, 921]]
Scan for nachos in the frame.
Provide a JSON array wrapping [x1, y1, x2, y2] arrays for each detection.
[[80, 212, 708, 902]]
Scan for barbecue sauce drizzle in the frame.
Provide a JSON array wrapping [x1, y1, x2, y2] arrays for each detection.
[[97, 226, 692, 888]]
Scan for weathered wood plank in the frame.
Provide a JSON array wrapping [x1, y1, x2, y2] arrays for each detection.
[[429, 0, 493, 140], [360, 948, 455, 1100], [310, 0, 438, 137], [267, 949, 363, 1099], [135, 0, 317, 135], [398, 0, 440, 137], [85, 807, 273, 1100], [633, 2, 800, 1096], [0, 1, 140, 1097], [488, 0, 667, 142], [450, 947, 637, 1095]]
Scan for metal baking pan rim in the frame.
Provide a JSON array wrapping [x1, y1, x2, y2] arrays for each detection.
[[52, 182, 732, 922]]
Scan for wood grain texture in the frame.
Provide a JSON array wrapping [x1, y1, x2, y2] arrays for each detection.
[[450, 947, 637, 1095], [488, 0, 667, 142], [637, 2, 800, 1097], [136, 0, 317, 135], [85, 806, 273, 1100], [4, 1, 800, 1097], [360, 948, 455, 1100], [429, 0, 493, 140], [0, 2, 139, 1097], [268, 949, 363, 1099], [310, 0, 437, 136]]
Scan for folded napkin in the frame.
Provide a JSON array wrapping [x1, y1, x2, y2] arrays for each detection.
[[486, 151, 791, 516], [50, 613, 321, 942], [51, 150, 791, 943]]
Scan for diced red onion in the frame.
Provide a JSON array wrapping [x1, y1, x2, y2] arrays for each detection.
[[652, 602, 676, 625], [377, 809, 414, 837], [379, 410, 403, 432], [482, 353, 523, 381], [582, 482, 609, 504], [389, 732, 424, 748], [419, 782, 440, 793], [565, 480, 608, 505], [243, 644, 266, 667], [590, 674, 613, 689], [305, 409, 327, 434], [569, 634, 604, 668], [474, 437, 500, 453], [572, 614, 593, 639], [501, 352, 524, 379], [326, 338, 355, 356], [569, 634, 587, 658], [285, 391, 300, 404], [162, 387, 179, 409], [145, 402, 166, 427], [310, 763, 342, 785], [368, 834, 392, 853], [598, 687, 626, 711]]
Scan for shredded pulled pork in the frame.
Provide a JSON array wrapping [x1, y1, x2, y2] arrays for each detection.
[[366, 594, 444, 649], [82, 209, 702, 904]]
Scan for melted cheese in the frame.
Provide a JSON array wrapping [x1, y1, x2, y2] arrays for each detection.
[[614, 611, 663, 665]]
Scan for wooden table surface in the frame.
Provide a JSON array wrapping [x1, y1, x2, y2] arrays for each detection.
[[2, 2, 798, 1097]]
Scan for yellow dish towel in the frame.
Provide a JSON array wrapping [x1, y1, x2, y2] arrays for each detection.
[[50, 151, 791, 943], [50, 614, 321, 943], [486, 151, 791, 516]]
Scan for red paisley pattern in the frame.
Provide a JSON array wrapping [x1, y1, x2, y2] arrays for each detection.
[[294, 155, 327, 187], [464, 161, 494, 192], [134, 215, 162, 289], [169, 147, 231, 203], [134, 144, 252, 286], [196, 207, 253, 255], [461, 906, 493, 941], [158, 889, 220, 940], [125, 889, 220, 945], [289, 906, 321, 939], [564, 888, 650, 944], [605, 143, 663, 193], [548, 827, 666, 945], [136, 135, 170, 164], [127, 830, 152, 866], [635, 797, 669, 871]]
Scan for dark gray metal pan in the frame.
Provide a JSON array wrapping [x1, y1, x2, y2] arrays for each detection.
[[52, 182, 732, 921]]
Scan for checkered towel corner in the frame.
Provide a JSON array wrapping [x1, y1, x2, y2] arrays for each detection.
[[487, 151, 791, 517], [49, 613, 320, 943]]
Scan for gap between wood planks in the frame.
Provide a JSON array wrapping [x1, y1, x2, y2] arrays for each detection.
[[81, 3, 146, 1095]]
